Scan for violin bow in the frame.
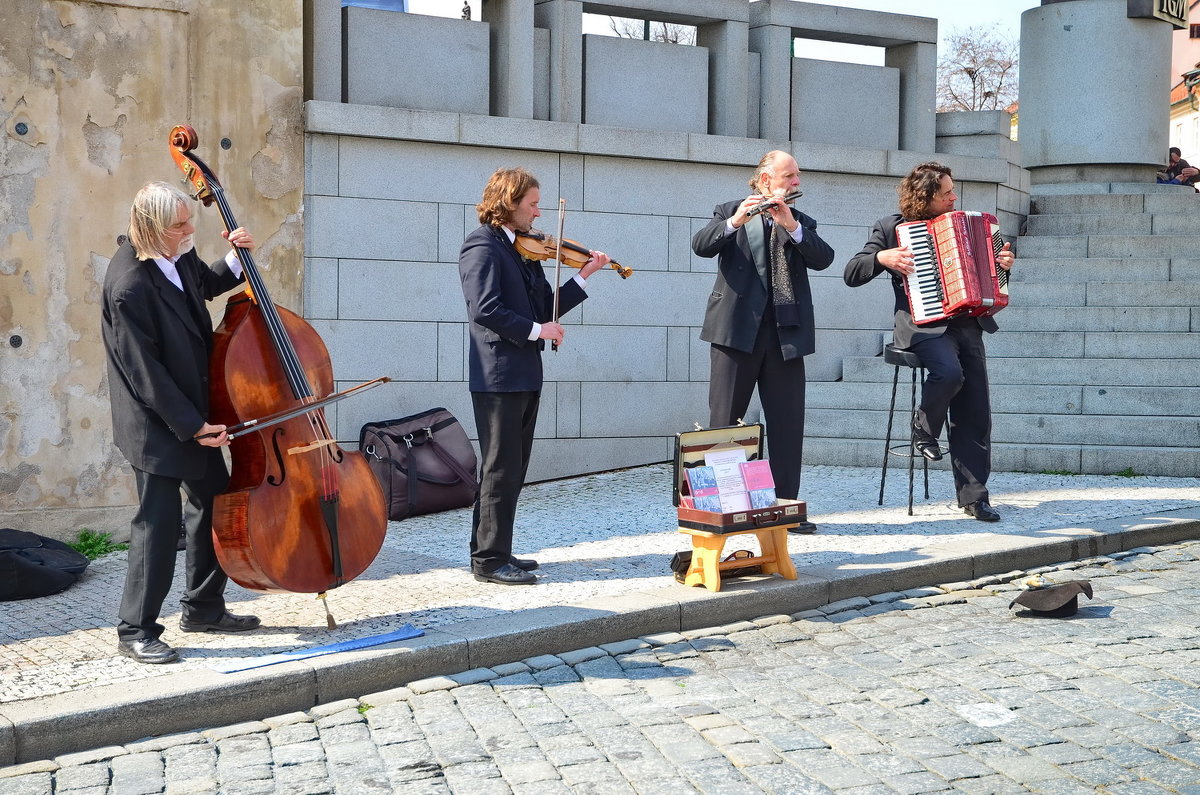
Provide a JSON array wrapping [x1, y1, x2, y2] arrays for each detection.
[[551, 198, 566, 353], [193, 377, 391, 441]]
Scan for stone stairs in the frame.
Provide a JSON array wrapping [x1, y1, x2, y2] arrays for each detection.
[[807, 185, 1200, 478]]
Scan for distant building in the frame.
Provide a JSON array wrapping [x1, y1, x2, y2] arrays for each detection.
[[1168, 1, 1200, 162]]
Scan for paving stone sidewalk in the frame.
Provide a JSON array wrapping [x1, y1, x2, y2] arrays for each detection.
[[4, 541, 1200, 794], [3, 464, 1198, 707]]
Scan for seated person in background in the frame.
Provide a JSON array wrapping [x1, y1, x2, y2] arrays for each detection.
[[1157, 147, 1199, 187]]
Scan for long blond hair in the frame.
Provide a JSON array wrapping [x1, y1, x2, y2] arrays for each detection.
[[476, 168, 539, 227], [128, 182, 190, 260]]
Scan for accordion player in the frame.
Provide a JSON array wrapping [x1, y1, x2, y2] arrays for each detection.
[[896, 210, 1010, 326]]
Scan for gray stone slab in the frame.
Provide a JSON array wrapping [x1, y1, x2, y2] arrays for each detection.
[[1011, 258, 1170, 283], [304, 100, 459, 143], [309, 318, 438, 383], [306, 196, 438, 261], [1029, 193, 1147, 214], [1081, 446, 1200, 478], [1082, 331, 1200, 359], [305, 134, 340, 196], [337, 260, 462, 322], [1025, 214, 1152, 236], [1086, 281, 1200, 307], [0, 663, 315, 763], [792, 59, 898, 150], [309, 628, 470, 704], [344, 8, 488, 114], [584, 35, 708, 135], [1081, 385, 1200, 417], [991, 306, 1192, 332]]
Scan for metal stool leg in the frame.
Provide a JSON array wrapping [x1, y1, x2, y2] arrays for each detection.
[[907, 366, 917, 515], [919, 366, 930, 500], [878, 365, 901, 506]]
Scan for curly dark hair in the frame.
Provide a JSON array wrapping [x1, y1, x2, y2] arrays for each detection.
[[476, 168, 539, 227], [898, 162, 952, 221]]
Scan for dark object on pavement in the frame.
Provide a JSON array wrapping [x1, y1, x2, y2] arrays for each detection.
[[0, 528, 90, 601], [1009, 580, 1093, 617], [179, 611, 262, 633]]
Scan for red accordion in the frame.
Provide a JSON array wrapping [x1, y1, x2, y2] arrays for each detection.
[[896, 210, 1009, 326]]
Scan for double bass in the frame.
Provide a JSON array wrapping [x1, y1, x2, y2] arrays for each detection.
[[169, 125, 387, 605]]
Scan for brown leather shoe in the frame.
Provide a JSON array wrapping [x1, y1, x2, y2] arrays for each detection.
[[179, 612, 261, 633]]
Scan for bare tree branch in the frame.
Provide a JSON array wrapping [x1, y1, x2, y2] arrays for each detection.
[[607, 16, 696, 45], [936, 25, 1019, 112]]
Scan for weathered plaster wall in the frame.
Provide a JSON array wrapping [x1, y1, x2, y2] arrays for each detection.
[[0, 0, 304, 540]]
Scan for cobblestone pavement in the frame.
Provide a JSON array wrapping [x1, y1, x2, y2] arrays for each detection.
[[3, 464, 1198, 706], [4, 541, 1199, 794]]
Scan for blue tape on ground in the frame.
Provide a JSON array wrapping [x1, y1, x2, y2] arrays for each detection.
[[212, 624, 425, 673]]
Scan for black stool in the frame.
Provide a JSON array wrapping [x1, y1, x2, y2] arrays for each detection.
[[879, 343, 930, 515]]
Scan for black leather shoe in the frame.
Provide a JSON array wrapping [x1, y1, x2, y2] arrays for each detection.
[[118, 638, 180, 665], [473, 562, 537, 585], [787, 521, 818, 535], [510, 556, 539, 571], [179, 611, 261, 634], [964, 499, 1001, 522], [912, 421, 943, 461]]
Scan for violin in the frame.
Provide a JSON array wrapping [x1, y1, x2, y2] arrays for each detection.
[[514, 230, 633, 279]]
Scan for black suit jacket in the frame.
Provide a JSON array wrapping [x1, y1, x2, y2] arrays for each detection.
[[101, 242, 243, 479], [692, 200, 834, 360], [459, 224, 587, 392], [844, 214, 999, 350]]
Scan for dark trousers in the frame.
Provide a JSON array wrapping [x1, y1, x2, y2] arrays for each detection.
[[910, 322, 991, 507], [470, 390, 540, 573], [708, 323, 807, 500], [118, 454, 230, 641]]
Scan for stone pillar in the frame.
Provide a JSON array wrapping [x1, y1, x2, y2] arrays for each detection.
[[748, 22, 792, 142], [483, 0, 536, 119], [534, 0, 583, 123], [304, 0, 342, 102], [698, 19, 750, 138], [885, 41, 937, 153], [1019, 0, 1175, 184]]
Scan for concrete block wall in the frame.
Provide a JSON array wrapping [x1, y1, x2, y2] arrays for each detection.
[[792, 60, 900, 150], [583, 35, 709, 133], [304, 100, 1021, 482]]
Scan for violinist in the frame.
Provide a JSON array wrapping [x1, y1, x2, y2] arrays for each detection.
[[458, 167, 612, 585], [692, 151, 834, 531], [101, 182, 261, 664]]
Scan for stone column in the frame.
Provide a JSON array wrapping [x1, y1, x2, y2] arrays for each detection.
[[483, 0, 536, 119], [748, 22, 792, 142], [1019, 0, 1175, 184], [698, 19, 750, 138], [534, 0, 583, 123], [885, 41, 937, 153]]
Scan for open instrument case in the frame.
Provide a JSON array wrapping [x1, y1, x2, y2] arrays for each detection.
[[673, 422, 809, 533]]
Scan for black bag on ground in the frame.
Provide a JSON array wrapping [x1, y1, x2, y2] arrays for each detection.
[[359, 408, 479, 521], [0, 528, 90, 601]]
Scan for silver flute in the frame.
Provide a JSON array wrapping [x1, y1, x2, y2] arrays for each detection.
[[745, 189, 804, 217]]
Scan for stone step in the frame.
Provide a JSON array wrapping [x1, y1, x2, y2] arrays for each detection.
[[986, 331, 1200, 359], [841, 356, 1200, 386], [809, 381, 1200, 417], [1029, 192, 1198, 215], [1009, 258, 1172, 283], [998, 306, 1192, 332], [1006, 282, 1200, 308], [1014, 235, 1200, 259], [807, 407, 1197, 449], [1025, 214, 1153, 236], [1030, 181, 1192, 196], [804, 437, 1199, 478]]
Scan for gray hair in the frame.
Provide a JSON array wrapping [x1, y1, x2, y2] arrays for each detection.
[[128, 181, 190, 260], [748, 150, 790, 193]]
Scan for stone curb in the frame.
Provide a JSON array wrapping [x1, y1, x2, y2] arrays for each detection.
[[1, 508, 1197, 766]]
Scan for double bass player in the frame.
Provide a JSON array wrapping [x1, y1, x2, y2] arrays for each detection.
[[102, 182, 262, 664]]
